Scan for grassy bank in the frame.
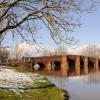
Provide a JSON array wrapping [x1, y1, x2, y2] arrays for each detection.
[[0, 66, 69, 100], [0, 86, 69, 100]]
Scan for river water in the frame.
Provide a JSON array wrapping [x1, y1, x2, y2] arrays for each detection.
[[46, 72, 100, 100]]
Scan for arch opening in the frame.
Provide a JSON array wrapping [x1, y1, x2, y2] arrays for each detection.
[[68, 59, 75, 75], [88, 60, 94, 73], [52, 61, 61, 71], [80, 58, 84, 75], [32, 63, 45, 71], [38, 63, 45, 71]]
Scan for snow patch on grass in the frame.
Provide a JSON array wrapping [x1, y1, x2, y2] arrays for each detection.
[[0, 66, 48, 90], [0, 68, 33, 83]]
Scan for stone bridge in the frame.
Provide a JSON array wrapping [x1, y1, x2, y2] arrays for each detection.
[[0, 55, 100, 76]]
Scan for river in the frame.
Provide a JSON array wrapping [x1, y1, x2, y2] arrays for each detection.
[[46, 72, 100, 100]]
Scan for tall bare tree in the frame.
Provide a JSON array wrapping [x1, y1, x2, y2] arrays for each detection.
[[53, 46, 68, 56], [14, 46, 24, 60], [42, 46, 67, 56], [0, 48, 9, 62], [82, 45, 100, 58], [0, 0, 98, 45]]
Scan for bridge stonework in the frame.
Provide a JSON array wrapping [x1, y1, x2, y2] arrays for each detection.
[[84, 56, 88, 74], [75, 56, 80, 75], [61, 56, 68, 76], [46, 61, 52, 72], [0, 55, 100, 76], [20, 62, 32, 72], [94, 58, 99, 72]]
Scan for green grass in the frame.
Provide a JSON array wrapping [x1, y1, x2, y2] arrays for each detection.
[[0, 86, 69, 100]]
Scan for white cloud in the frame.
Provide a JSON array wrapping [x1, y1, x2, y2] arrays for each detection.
[[9, 42, 52, 59], [8, 43, 100, 59], [67, 45, 88, 55]]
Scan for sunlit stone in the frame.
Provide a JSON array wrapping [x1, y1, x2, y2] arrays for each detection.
[[34, 64, 40, 71]]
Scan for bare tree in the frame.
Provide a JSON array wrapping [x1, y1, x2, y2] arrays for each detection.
[[53, 46, 68, 56], [8, 45, 24, 60], [42, 49, 51, 56], [82, 45, 100, 58], [0, 48, 9, 62], [0, 0, 98, 45], [42, 46, 67, 56], [14, 45, 24, 60], [14, 48, 21, 60]]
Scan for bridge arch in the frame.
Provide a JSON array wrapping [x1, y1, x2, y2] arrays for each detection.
[[32, 62, 45, 71], [52, 61, 61, 71], [68, 58, 76, 75], [88, 60, 94, 73], [80, 57, 84, 75]]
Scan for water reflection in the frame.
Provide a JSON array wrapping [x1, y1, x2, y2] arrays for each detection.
[[46, 72, 100, 100], [83, 72, 100, 84]]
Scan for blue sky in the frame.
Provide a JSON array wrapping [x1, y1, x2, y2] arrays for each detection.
[[32, 5, 100, 48], [74, 5, 100, 46], [5, 5, 100, 49]]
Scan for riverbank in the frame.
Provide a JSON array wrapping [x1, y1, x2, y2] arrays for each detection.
[[0, 66, 69, 100]]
